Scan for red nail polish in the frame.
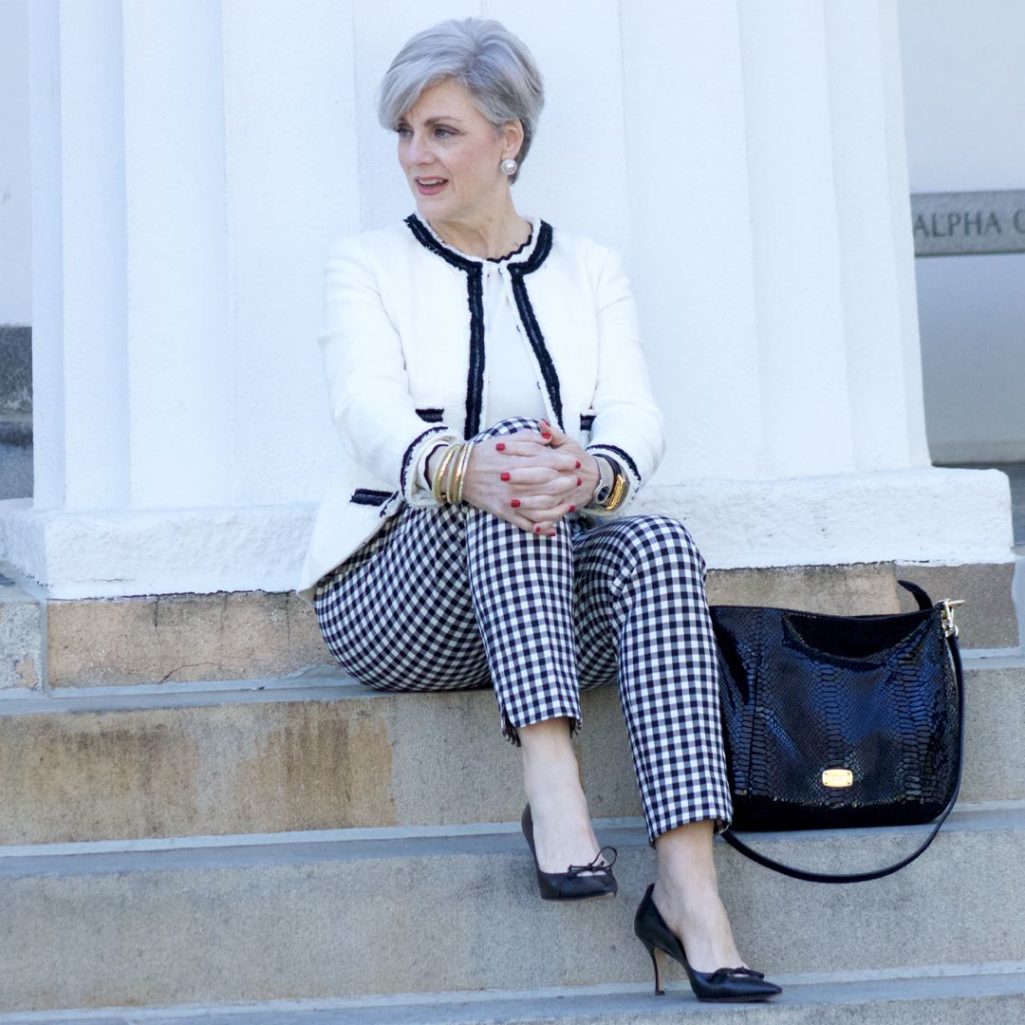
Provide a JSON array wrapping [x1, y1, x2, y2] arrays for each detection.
[[575, 460, 581, 469], [541, 434, 552, 441], [568, 505, 576, 513], [576, 477, 582, 486], [534, 525, 542, 534], [511, 499, 521, 508], [496, 442, 506, 451], [548, 529, 556, 537], [501, 472, 511, 481]]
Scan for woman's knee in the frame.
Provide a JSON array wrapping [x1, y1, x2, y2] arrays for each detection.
[[610, 514, 707, 577]]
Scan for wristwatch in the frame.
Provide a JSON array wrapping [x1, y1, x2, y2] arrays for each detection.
[[589, 456, 628, 512]]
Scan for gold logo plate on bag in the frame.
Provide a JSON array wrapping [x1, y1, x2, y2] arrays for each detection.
[[822, 768, 854, 788]]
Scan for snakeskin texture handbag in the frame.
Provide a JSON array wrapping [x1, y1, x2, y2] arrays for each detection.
[[710, 580, 964, 883]]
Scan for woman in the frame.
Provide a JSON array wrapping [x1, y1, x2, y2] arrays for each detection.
[[300, 18, 781, 1004]]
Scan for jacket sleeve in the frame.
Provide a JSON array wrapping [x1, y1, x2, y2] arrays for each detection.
[[585, 245, 665, 516], [317, 235, 458, 506]]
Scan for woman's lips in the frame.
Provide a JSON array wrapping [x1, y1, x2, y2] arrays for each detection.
[[415, 178, 448, 196]]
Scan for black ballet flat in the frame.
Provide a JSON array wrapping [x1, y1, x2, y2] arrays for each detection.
[[520, 805, 618, 901], [634, 883, 782, 1002]]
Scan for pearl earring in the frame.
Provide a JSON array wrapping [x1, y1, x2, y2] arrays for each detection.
[[501, 158, 518, 176]]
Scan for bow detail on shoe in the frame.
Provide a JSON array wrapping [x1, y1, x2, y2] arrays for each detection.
[[566, 846, 618, 877], [521, 806, 619, 901], [708, 966, 766, 984]]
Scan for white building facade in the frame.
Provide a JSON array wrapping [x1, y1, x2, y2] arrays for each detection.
[[0, 0, 1015, 602]]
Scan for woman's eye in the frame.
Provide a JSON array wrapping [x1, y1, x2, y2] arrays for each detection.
[[396, 125, 412, 137], [433, 126, 455, 138]]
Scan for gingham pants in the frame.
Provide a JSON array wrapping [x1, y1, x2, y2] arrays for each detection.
[[314, 419, 733, 841]]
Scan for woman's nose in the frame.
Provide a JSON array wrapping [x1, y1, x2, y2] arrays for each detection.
[[407, 133, 430, 165]]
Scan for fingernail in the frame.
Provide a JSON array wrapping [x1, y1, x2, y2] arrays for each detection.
[[541, 434, 552, 441], [547, 529, 556, 537], [575, 460, 581, 469], [534, 525, 542, 534], [500, 472, 511, 481], [576, 477, 582, 486], [568, 504, 576, 513], [495, 442, 506, 451], [511, 499, 521, 508]]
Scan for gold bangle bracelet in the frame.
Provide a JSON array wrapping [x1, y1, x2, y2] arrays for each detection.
[[431, 444, 459, 504], [441, 442, 465, 503], [451, 441, 475, 504]]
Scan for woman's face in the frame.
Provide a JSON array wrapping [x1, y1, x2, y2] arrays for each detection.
[[396, 78, 521, 227]]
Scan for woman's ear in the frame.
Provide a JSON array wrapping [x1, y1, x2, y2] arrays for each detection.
[[501, 118, 525, 160]]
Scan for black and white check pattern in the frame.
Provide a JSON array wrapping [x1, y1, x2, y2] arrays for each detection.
[[314, 419, 733, 841]]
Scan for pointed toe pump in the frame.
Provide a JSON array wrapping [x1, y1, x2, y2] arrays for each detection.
[[520, 805, 618, 901], [634, 884, 782, 1003]]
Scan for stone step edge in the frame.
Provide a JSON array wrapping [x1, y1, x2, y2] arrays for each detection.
[[0, 963, 1022, 1025], [1, 652, 1023, 715], [1, 801, 1021, 872]]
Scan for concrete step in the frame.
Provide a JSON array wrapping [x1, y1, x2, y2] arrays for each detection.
[[0, 802, 1022, 1012], [0, 656, 1022, 845], [35, 561, 1019, 689], [0, 967, 1023, 1025]]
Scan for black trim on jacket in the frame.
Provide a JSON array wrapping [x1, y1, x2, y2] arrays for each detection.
[[589, 443, 641, 483], [399, 424, 449, 497], [464, 265, 485, 438], [405, 215, 487, 438], [350, 488, 393, 507], [404, 214, 557, 437], [508, 222, 561, 429]]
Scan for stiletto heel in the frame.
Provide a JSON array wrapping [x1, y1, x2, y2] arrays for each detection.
[[520, 805, 617, 901], [641, 940, 665, 995], [633, 884, 781, 1002]]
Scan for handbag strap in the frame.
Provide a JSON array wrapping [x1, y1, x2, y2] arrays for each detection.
[[720, 581, 966, 884]]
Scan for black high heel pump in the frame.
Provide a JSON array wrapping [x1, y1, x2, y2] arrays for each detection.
[[634, 884, 782, 1002], [520, 805, 617, 901]]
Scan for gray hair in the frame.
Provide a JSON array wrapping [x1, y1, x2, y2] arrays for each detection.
[[378, 18, 544, 183]]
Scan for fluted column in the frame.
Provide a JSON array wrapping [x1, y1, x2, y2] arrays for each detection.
[[29, 0, 130, 512], [6, 0, 361, 597], [618, 0, 1011, 567]]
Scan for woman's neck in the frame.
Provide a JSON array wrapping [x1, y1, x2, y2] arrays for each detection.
[[426, 204, 530, 260]]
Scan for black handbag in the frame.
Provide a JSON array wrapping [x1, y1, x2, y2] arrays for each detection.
[[710, 580, 964, 883]]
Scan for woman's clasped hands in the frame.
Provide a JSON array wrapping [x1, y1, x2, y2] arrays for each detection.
[[438, 420, 600, 535]]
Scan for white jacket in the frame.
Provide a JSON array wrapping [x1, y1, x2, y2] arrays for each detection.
[[297, 214, 665, 599]]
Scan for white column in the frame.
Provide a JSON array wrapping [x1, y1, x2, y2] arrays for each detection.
[[4, 0, 364, 598], [620, 0, 763, 481], [617, 0, 1012, 568], [824, 0, 930, 471], [738, 0, 855, 478], [122, 0, 233, 508], [29, 0, 130, 512], [221, 0, 360, 503]]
